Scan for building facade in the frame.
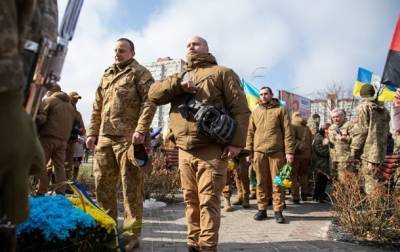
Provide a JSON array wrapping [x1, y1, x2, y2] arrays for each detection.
[[311, 94, 392, 124], [144, 57, 185, 129]]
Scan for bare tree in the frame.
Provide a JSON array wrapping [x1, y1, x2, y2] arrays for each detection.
[[314, 81, 352, 100]]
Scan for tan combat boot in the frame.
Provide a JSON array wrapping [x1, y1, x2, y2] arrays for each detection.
[[224, 197, 233, 212], [232, 195, 243, 206]]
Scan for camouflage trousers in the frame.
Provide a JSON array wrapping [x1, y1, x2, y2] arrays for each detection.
[[253, 152, 285, 212], [179, 144, 227, 252], [360, 160, 384, 195], [93, 136, 144, 240]]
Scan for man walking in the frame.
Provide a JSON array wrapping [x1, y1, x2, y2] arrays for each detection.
[[86, 38, 156, 250], [149, 36, 250, 252], [246, 87, 295, 223]]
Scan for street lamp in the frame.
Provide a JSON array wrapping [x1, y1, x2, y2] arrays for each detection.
[[251, 66, 268, 81]]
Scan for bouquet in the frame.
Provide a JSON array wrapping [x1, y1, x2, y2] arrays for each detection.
[[17, 182, 121, 251], [273, 163, 293, 188]]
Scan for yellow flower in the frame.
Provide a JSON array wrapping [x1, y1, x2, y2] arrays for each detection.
[[282, 179, 292, 188], [227, 160, 236, 171], [68, 197, 116, 233]]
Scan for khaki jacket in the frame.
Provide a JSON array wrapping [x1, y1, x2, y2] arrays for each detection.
[[246, 99, 295, 154], [37, 91, 76, 141], [328, 121, 352, 162], [87, 59, 156, 138], [148, 53, 250, 150], [351, 98, 390, 163], [291, 112, 312, 159]]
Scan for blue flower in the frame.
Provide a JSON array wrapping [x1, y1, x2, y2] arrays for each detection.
[[16, 195, 96, 241], [274, 176, 282, 186]]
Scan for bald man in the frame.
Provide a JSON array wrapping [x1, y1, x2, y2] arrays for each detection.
[[149, 36, 250, 252]]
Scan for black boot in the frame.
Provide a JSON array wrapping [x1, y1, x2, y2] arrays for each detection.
[[274, 211, 285, 223], [253, 210, 267, 221], [187, 245, 199, 252]]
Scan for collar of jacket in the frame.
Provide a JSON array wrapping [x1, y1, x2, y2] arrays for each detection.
[[51, 91, 70, 102], [184, 53, 217, 71], [361, 97, 385, 110], [259, 98, 280, 109], [107, 58, 137, 74]]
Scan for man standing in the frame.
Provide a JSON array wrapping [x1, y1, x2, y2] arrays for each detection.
[[86, 38, 156, 250], [232, 157, 251, 208], [149, 36, 250, 252], [291, 111, 312, 203], [307, 113, 321, 138], [327, 108, 353, 183], [246, 87, 295, 223], [36, 84, 76, 195], [351, 85, 390, 195], [0, 0, 45, 238], [64, 91, 85, 179]]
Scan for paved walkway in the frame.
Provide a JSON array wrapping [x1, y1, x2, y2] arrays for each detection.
[[123, 195, 390, 252]]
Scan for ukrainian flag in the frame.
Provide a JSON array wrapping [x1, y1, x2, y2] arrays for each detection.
[[352, 67, 373, 97], [378, 84, 396, 102], [352, 67, 396, 102], [242, 79, 260, 111]]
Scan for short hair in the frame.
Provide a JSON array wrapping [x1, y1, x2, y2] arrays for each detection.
[[260, 86, 273, 96], [312, 113, 320, 119], [117, 38, 135, 52], [331, 108, 346, 117]]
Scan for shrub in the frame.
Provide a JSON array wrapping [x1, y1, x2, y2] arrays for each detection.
[[332, 171, 400, 243]]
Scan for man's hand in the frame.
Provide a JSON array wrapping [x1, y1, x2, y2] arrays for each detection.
[[246, 155, 253, 163], [286, 153, 294, 164], [322, 138, 329, 145], [221, 145, 241, 159], [132, 132, 145, 145], [181, 80, 198, 94], [86, 136, 97, 150]]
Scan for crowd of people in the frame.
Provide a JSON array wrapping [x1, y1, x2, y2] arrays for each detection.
[[1, 2, 399, 252]]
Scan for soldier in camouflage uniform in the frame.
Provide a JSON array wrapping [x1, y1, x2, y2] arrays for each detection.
[[307, 113, 321, 139], [350, 85, 390, 195], [328, 108, 353, 183], [0, 0, 59, 226], [86, 38, 156, 250]]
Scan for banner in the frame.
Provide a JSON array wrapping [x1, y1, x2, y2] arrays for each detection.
[[279, 90, 311, 118]]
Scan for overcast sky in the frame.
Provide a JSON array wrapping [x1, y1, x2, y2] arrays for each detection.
[[58, 0, 400, 125]]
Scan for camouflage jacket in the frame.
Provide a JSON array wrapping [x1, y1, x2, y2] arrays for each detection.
[[351, 98, 390, 164], [87, 59, 156, 138], [0, 0, 35, 95], [149, 53, 250, 150], [328, 121, 352, 162]]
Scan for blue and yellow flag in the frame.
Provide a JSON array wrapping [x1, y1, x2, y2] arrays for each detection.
[[242, 79, 260, 111], [353, 67, 373, 97], [352, 67, 396, 102]]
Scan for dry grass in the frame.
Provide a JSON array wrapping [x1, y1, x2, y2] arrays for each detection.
[[144, 148, 180, 202], [332, 172, 400, 242]]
